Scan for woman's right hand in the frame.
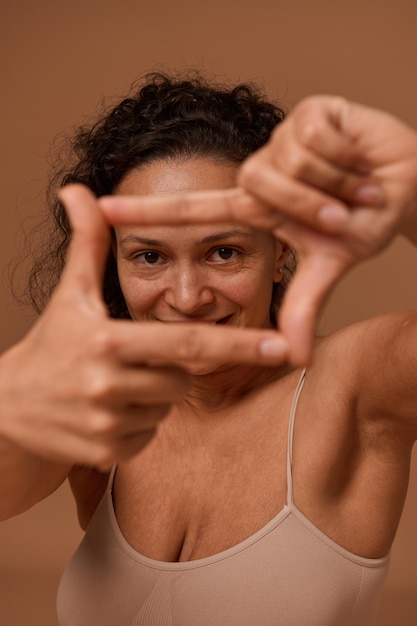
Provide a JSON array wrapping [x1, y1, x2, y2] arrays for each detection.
[[0, 185, 288, 469]]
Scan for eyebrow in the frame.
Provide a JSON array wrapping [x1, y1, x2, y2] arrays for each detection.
[[119, 230, 255, 247], [119, 235, 164, 247]]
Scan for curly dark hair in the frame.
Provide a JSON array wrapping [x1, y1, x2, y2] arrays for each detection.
[[23, 71, 294, 320]]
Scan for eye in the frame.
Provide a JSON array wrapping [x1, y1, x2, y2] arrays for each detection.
[[135, 251, 165, 265], [209, 246, 239, 262]]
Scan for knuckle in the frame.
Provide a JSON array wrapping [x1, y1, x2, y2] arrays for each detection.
[[232, 189, 259, 221], [297, 117, 324, 148], [238, 156, 264, 190], [175, 327, 205, 361], [294, 101, 326, 148], [87, 409, 117, 437], [284, 149, 309, 178], [84, 372, 115, 402], [89, 325, 120, 358]]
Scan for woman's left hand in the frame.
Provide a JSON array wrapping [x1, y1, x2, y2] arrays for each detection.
[[236, 96, 417, 362], [99, 97, 417, 365]]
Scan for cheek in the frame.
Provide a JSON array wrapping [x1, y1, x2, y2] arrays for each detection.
[[222, 271, 273, 306], [118, 273, 160, 318]]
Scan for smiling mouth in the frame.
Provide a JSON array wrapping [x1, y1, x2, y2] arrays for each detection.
[[215, 315, 232, 325]]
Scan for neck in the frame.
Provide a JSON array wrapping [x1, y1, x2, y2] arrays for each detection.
[[181, 362, 291, 413], [154, 363, 294, 455]]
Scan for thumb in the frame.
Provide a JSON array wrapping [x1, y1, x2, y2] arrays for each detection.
[[58, 184, 111, 306], [279, 251, 348, 366]]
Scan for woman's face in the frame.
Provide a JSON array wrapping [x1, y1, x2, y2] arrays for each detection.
[[114, 157, 286, 333]]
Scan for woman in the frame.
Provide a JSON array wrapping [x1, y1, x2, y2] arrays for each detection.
[[2, 73, 417, 625]]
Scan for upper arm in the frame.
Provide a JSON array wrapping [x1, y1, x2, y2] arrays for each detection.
[[322, 312, 417, 441]]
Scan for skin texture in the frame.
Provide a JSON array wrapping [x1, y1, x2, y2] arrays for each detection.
[[114, 159, 286, 375], [104, 152, 417, 563], [1, 95, 417, 567], [101, 97, 417, 364], [96, 98, 417, 562], [0, 173, 288, 521]]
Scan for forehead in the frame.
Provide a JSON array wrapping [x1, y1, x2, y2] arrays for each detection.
[[115, 223, 263, 247], [114, 157, 263, 245], [117, 157, 238, 195]]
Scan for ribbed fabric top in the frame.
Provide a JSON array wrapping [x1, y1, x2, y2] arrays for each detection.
[[57, 370, 390, 625]]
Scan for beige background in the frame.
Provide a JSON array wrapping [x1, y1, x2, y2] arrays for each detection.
[[1, 0, 417, 624]]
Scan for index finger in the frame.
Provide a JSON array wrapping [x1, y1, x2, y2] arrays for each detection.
[[98, 187, 284, 231], [102, 321, 289, 367]]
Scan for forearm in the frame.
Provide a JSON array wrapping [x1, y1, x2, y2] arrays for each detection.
[[354, 311, 417, 439], [0, 437, 70, 520]]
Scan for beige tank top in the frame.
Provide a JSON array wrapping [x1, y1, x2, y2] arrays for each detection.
[[57, 370, 390, 625]]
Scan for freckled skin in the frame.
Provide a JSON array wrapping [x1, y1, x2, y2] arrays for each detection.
[[114, 158, 285, 334]]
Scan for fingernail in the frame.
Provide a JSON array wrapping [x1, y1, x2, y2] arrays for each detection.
[[259, 337, 288, 358], [355, 184, 384, 205], [318, 204, 349, 226]]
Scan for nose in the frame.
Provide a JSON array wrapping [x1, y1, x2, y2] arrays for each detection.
[[164, 265, 215, 315]]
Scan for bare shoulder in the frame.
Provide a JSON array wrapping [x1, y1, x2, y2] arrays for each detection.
[[315, 310, 417, 359]]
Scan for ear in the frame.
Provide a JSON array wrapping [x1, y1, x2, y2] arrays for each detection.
[[273, 241, 290, 283]]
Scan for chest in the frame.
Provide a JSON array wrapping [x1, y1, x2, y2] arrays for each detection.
[[112, 395, 292, 562]]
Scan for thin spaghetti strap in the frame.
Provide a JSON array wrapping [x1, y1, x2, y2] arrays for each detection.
[[107, 465, 118, 493], [286, 369, 306, 506]]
